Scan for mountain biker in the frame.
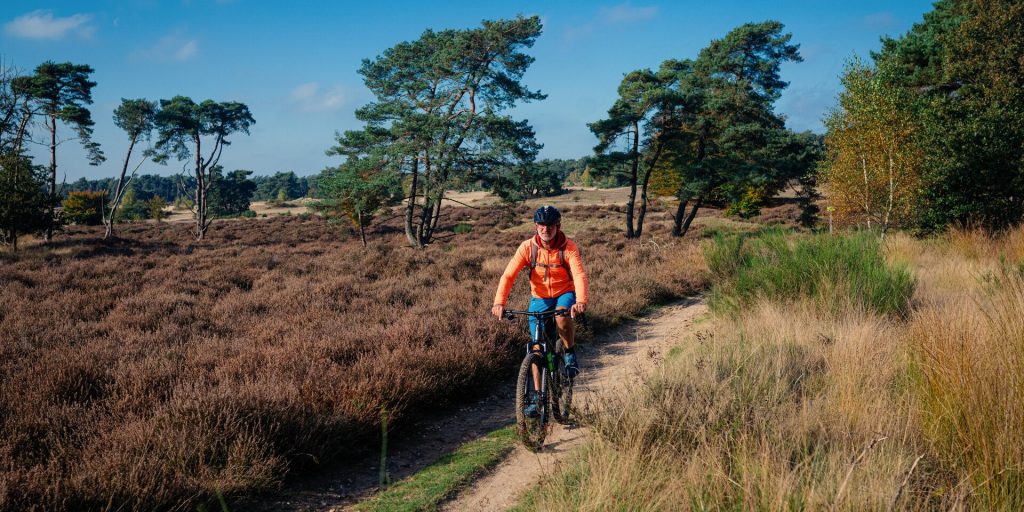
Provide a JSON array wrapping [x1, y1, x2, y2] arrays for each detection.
[[492, 205, 589, 416]]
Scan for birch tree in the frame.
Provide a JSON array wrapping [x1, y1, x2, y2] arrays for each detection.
[[821, 59, 923, 237]]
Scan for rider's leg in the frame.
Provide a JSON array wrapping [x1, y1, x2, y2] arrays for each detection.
[[527, 296, 554, 393], [554, 307, 574, 349], [554, 291, 577, 349], [554, 292, 579, 377]]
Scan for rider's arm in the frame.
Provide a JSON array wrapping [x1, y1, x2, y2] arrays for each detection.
[[565, 242, 589, 306], [493, 241, 531, 306]]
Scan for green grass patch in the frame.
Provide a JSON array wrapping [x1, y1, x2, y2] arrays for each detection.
[[705, 230, 914, 317], [354, 426, 516, 512]]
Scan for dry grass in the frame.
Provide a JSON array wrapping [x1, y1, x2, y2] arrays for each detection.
[[525, 225, 1024, 511], [0, 203, 708, 511]]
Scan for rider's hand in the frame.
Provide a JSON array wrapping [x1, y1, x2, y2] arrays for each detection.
[[492, 304, 505, 319], [570, 302, 586, 318]]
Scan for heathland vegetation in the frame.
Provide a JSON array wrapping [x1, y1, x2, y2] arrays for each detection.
[[520, 226, 1024, 510], [0, 205, 708, 510]]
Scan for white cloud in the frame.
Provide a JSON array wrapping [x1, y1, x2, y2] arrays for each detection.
[[4, 10, 94, 40], [598, 4, 658, 24], [289, 82, 348, 112], [862, 11, 897, 30], [564, 3, 659, 43], [134, 33, 200, 62], [175, 40, 197, 60]]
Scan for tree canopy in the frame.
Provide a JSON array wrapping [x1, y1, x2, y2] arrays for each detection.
[[152, 96, 254, 239], [333, 16, 545, 248]]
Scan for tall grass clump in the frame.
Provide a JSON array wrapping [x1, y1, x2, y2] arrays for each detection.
[[706, 230, 914, 317], [911, 266, 1024, 508]]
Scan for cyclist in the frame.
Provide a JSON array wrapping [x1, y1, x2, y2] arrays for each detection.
[[492, 205, 589, 416]]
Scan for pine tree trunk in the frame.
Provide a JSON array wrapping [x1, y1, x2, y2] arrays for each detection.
[[45, 115, 56, 242], [194, 134, 206, 240], [625, 121, 639, 238], [105, 137, 137, 240], [358, 210, 367, 246], [671, 195, 691, 237], [404, 157, 420, 248], [634, 142, 662, 238], [679, 196, 703, 238]]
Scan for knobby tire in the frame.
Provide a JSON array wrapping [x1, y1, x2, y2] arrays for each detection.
[[551, 344, 574, 424], [515, 352, 550, 451]]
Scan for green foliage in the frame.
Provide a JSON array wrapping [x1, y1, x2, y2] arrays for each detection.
[[113, 98, 158, 145], [65, 174, 194, 203], [821, 58, 923, 235], [705, 230, 914, 317], [240, 209, 256, 218], [11, 61, 105, 166], [208, 167, 256, 217], [146, 195, 168, 222], [313, 160, 401, 243], [869, 0, 1024, 232], [490, 159, 567, 202], [252, 171, 307, 201], [62, 190, 106, 225], [0, 153, 53, 249], [116, 187, 148, 222], [353, 427, 516, 512], [591, 21, 820, 237], [453, 223, 472, 234], [337, 16, 545, 247], [152, 95, 254, 239]]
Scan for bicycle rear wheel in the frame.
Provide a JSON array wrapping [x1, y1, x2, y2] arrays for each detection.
[[551, 346, 574, 424], [515, 352, 550, 451]]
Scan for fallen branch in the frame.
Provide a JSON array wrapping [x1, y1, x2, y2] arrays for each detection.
[[833, 435, 888, 510], [888, 454, 924, 512]]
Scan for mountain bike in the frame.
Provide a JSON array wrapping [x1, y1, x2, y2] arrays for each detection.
[[502, 308, 575, 451]]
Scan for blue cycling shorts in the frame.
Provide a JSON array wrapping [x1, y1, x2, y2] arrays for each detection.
[[527, 292, 576, 342]]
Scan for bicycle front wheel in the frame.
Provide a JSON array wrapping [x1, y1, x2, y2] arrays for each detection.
[[515, 352, 550, 451]]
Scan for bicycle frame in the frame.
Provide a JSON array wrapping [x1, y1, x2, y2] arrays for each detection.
[[504, 308, 570, 372]]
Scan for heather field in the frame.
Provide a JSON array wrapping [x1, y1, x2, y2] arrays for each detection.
[[0, 204, 709, 511]]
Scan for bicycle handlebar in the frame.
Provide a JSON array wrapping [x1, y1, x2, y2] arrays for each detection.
[[502, 309, 572, 320]]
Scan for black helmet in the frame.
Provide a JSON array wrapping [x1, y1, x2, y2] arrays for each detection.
[[533, 205, 561, 225]]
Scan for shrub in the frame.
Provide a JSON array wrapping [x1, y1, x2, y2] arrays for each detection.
[[62, 191, 106, 225], [705, 230, 914, 317], [453, 223, 473, 234]]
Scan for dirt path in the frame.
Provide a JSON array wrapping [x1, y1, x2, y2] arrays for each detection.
[[244, 297, 705, 511], [440, 297, 707, 512]]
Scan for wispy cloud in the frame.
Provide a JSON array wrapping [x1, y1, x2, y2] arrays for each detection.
[[564, 3, 659, 43], [598, 4, 658, 24], [862, 11, 897, 30], [4, 10, 95, 40], [289, 82, 348, 112], [133, 33, 199, 62]]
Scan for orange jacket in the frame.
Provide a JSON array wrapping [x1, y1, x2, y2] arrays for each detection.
[[494, 233, 589, 306]]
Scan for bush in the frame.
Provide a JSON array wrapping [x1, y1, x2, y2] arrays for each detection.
[[453, 223, 473, 234], [705, 230, 914, 317], [240, 209, 257, 218], [62, 191, 106, 225]]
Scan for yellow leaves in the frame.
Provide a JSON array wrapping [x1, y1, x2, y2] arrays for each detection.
[[821, 59, 924, 231]]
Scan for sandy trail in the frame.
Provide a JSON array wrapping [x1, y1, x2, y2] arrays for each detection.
[[441, 297, 707, 512]]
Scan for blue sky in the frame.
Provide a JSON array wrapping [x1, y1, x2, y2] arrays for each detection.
[[2, 0, 936, 181]]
